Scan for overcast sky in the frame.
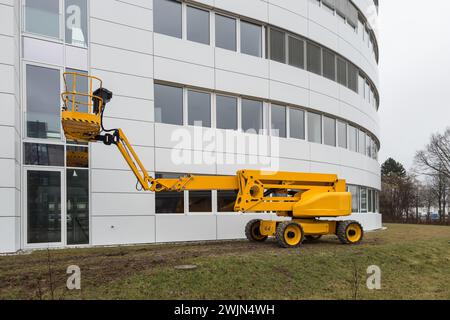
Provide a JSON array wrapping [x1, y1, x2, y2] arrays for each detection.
[[378, 0, 450, 170]]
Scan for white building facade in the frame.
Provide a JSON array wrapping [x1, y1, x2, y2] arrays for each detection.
[[0, 0, 382, 253]]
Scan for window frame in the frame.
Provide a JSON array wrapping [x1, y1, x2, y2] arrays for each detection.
[[186, 4, 211, 45], [23, 0, 90, 47], [240, 20, 263, 58], [215, 13, 237, 52], [187, 89, 212, 128]]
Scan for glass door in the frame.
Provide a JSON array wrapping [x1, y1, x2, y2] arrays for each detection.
[[26, 169, 64, 246]]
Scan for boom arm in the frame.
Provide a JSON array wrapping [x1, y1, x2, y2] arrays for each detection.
[[105, 127, 350, 217]]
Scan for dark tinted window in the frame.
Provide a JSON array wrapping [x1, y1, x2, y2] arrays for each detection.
[[66, 146, 89, 168], [337, 57, 347, 86], [242, 99, 263, 134], [347, 63, 358, 92], [67, 169, 89, 245], [154, 0, 182, 38], [308, 112, 322, 144], [155, 173, 185, 214], [26, 65, 61, 139], [188, 91, 211, 128], [24, 143, 65, 166], [323, 116, 336, 147], [217, 190, 238, 212], [269, 28, 285, 63], [187, 6, 210, 45], [288, 36, 304, 69], [322, 49, 336, 81], [338, 121, 347, 149], [271, 104, 287, 138], [215, 14, 236, 51], [189, 191, 212, 213], [241, 21, 262, 57], [216, 95, 237, 130], [154, 84, 183, 126], [307, 42, 322, 75], [289, 108, 305, 140]]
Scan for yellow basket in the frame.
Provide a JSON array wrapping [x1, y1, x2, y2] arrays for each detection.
[[61, 72, 105, 142]]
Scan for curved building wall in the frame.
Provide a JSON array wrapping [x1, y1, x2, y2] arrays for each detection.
[[0, 0, 381, 253]]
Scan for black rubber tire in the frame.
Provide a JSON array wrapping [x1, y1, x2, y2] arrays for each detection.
[[245, 219, 268, 242], [305, 235, 323, 242], [336, 221, 364, 245], [276, 221, 304, 248]]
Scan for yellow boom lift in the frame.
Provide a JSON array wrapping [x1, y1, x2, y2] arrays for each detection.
[[61, 73, 364, 248]]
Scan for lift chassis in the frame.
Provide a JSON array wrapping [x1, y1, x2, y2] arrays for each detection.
[[60, 73, 364, 248]]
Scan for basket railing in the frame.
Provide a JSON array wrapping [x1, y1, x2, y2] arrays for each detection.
[[62, 72, 104, 115]]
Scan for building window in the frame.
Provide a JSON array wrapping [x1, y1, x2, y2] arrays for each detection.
[[322, 0, 335, 12], [323, 116, 336, 147], [349, 125, 358, 152], [360, 187, 368, 213], [215, 14, 236, 51], [155, 173, 185, 214], [288, 36, 304, 69], [338, 121, 347, 149], [26, 65, 61, 140], [27, 171, 62, 244], [189, 191, 212, 213], [216, 95, 238, 131], [347, 63, 358, 93], [307, 42, 322, 75], [358, 130, 366, 154], [154, 0, 182, 39], [322, 49, 336, 81], [271, 104, 287, 138], [348, 185, 360, 213], [366, 135, 372, 157], [269, 28, 286, 63], [240, 21, 262, 57], [308, 112, 322, 144], [67, 169, 89, 245], [358, 74, 365, 98], [65, 0, 88, 47], [25, 0, 60, 38], [289, 108, 305, 140], [65, 68, 89, 113], [24, 143, 65, 167], [188, 90, 211, 128], [187, 6, 210, 45], [368, 189, 374, 213], [66, 145, 89, 168], [217, 190, 237, 212], [337, 57, 347, 86], [242, 99, 263, 134], [154, 84, 183, 126]]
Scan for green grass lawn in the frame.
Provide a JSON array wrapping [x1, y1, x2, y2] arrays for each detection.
[[1, 223, 449, 300]]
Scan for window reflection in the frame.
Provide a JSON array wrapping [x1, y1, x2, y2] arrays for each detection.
[[65, 0, 88, 47], [27, 171, 61, 244], [67, 146, 89, 168], [67, 169, 89, 245], [25, 0, 60, 38], [189, 191, 212, 213], [217, 191, 237, 213], [155, 173, 185, 214], [26, 65, 61, 140], [24, 143, 64, 167], [241, 21, 262, 57]]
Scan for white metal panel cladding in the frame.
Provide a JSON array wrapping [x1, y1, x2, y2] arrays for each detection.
[[0, 0, 382, 253]]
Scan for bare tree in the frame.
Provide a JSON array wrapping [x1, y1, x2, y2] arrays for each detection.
[[416, 128, 450, 179]]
